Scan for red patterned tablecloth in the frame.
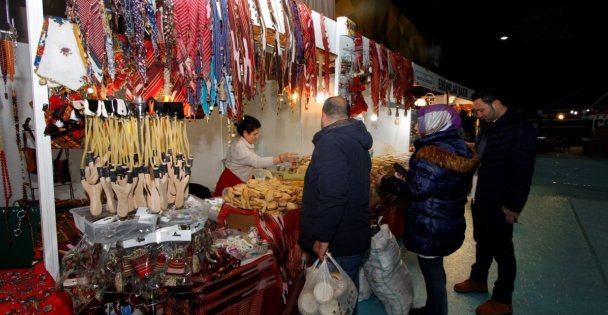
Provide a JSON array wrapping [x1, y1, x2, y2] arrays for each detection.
[[0, 261, 74, 314], [218, 204, 304, 302]]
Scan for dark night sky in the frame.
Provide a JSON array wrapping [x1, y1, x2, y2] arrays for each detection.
[[393, 0, 608, 112]]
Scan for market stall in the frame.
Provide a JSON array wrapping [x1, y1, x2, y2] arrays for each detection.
[[0, 0, 475, 313]]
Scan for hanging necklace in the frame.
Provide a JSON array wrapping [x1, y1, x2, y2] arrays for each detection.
[[1, 144, 11, 207], [5, 38, 15, 83], [1, 37, 8, 98], [11, 90, 27, 200]]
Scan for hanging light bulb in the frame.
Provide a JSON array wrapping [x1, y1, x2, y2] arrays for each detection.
[[316, 92, 325, 103], [86, 87, 94, 94], [414, 97, 427, 107], [395, 104, 400, 125], [292, 92, 299, 102], [370, 113, 378, 122], [449, 95, 457, 105]]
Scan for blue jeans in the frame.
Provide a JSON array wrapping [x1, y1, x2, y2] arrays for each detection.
[[417, 256, 448, 315]]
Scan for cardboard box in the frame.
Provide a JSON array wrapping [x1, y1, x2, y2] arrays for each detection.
[[224, 211, 257, 232]]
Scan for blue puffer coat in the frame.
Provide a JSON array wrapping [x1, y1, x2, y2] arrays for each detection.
[[381, 129, 479, 256]]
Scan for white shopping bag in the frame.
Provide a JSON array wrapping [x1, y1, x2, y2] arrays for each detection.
[[298, 253, 358, 315]]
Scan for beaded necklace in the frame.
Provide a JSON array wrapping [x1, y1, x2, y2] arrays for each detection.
[[11, 90, 27, 202], [1, 36, 15, 98], [1, 137, 11, 207], [0, 38, 6, 80]]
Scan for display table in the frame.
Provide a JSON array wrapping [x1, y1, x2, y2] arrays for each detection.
[[163, 252, 284, 315], [0, 261, 74, 314], [218, 204, 304, 301]]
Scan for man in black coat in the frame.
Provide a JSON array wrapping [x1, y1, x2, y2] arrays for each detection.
[[454, 89, 536, 315], [299, 96, 373, 288]]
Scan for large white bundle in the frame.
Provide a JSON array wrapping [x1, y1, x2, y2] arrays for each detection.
[[363, 224, 413, 315]]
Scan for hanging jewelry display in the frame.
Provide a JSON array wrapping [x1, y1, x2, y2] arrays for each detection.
[[1, 33, 16, 98], [11, 90, 28, 200], [1, 134, 12, 207]]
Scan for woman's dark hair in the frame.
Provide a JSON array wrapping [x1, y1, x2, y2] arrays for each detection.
[[235, 115, 262, 136]]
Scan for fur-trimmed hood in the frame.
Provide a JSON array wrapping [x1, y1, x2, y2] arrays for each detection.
[[415, 142, 480, 174]]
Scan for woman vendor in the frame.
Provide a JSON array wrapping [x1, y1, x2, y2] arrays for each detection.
[[213, 115, 299, 196]]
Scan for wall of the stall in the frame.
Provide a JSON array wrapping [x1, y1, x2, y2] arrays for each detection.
[[0, 43, 36, 204], [183, 77, 412, 191]]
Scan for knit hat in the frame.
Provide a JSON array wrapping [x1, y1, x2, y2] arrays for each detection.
[[417, 104, 461, 137]]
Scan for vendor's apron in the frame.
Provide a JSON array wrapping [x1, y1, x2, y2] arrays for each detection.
[[213, 168, 244, 197]]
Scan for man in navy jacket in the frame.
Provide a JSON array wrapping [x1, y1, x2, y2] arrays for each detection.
[[454, 89, 536, 315], [299, 96, 373, 288]]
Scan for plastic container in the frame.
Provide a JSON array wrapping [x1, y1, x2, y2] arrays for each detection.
[[159, 195, 210, 229], [70, 205, 158, 244]]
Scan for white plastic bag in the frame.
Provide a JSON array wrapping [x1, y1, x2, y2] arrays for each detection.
[[298, 254, 358, 315], [358, 266, 372, 302], [363, 224, 413, 315]]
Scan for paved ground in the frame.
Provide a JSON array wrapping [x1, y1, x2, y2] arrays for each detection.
[[359, 150, 608, 314]]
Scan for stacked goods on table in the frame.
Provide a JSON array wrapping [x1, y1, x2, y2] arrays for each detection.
[[222, 178, 303, 214], [79, 113, 192, 218], [60, 196, 250, 313], [271, 156, 310, 181], [252, 154, 408, 210], [370, 154, 408, 180], [369, 154, 409, 206], [211, 226, 270, 265]]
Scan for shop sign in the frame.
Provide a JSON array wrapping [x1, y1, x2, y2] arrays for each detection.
[[412, 63, 472, 99], [438, 78, 472, 99], [412, 64, 437, 91]]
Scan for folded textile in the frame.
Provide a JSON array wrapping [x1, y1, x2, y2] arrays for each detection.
[[35, 17, 87, 91]]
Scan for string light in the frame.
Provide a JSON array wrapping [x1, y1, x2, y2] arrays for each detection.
[[370, 113, 378, 122]]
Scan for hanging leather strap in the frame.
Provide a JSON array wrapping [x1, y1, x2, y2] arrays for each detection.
[[22, 118, 35, 148], [266, 0, 283, 92], [369, 39, 380, 114], [252, 0, 267, 92], [380, 44, 390, 107], [320, 12, 330, 96]]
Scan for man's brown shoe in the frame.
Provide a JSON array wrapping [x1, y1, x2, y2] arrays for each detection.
[[475, 299, 513, 315], [453, 279, 488, 293]]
